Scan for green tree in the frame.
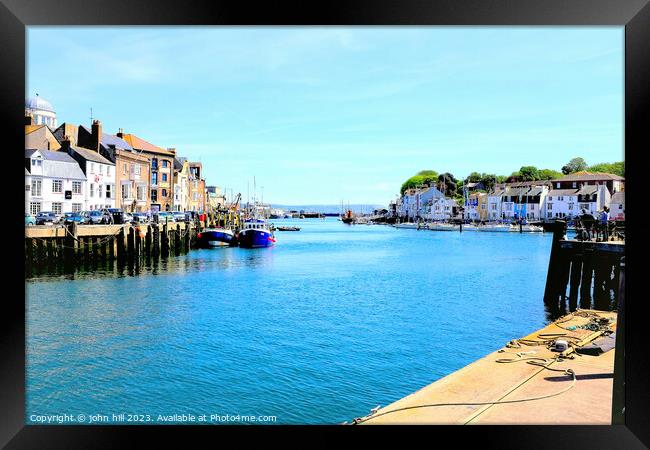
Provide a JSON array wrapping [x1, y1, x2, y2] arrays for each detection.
[[518, 166, 540, 181], [400, 170, 439, 195], [587, 162, 624, 177], [437, 172, 458, 197], [538, 168, 563, 180], [561, 157, 588, 175]]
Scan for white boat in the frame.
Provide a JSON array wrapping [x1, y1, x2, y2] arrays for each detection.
[[393, 222, 418, 229], [509, 224, 544, 232], [478, 224, 511, 232], [461, 223, 479, 231], [427, 222, 457, 231]]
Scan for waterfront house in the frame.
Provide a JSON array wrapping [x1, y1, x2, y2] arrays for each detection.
[[464, 192, 488, 221], [550, 171, 624, 195], [60, 137, 116, 211], [188, 162, 207, 212], [543, 188, 579, 220], [609, 191, 625, 220], [417, 186, 445, 220], [173, 157, 190, 212], [119, 131, 176, 213], [25, 149, 86, 215], [75, 121, 151, 212], [487, 185, 506, 221]]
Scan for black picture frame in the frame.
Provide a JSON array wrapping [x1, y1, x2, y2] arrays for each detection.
[[2, 0, 648, 447]]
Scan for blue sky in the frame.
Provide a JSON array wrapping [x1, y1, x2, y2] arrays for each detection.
[[27, 27, 623, 204]]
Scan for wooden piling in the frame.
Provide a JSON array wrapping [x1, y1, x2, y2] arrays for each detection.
[[543, 220, 567, 306]]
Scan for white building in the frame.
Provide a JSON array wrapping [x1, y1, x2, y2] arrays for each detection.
[[418, 186, 446, 220], [609, 192, 625, 220], [487, 185, 506, 220], [25, 95, 57, 129], [64, 143, 116, 211], [25, 149, 86, 215], [543, 184, 610, 220], [428, 197, 456, 221]]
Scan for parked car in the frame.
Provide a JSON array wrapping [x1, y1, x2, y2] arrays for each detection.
[[63, 211, 89, 225], [131, 212, 150, 224], [123, 212, 134, 223], [35, 211, 60, 225], [25, 213, 36, 226], [86, 210, 111, 224], [107, 208, 130, 224]]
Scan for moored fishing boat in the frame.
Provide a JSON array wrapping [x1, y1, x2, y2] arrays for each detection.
[[237, 218, 276, 248], [198, 227, 236, 247]]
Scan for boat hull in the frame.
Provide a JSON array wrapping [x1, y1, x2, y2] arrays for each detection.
[[199, 229, 236, 247], [238, 229, 276, 248]]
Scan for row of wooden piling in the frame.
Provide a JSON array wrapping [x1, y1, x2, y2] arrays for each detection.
[[25, 220, 201, 273], [543, 220, 624, 316]]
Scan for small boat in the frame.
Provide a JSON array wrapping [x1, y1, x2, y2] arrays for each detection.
[[341, 210, 354, 224], [478, 223, 511, 232], [509, 224, 544, 232], [393, 222, 418, 229], [198, 228, 236, 247], [237, 218, 276, 248], [427, 222, 457, 231], [277, 226, 300, 231], [461, 223, 479, 231]]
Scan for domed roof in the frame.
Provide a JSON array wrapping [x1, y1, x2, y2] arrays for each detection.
[[25, 96, 55, 113]]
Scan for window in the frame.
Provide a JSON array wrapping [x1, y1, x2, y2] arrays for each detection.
[[547, 212, 553, 218], [151, 189, 158, 202], [193, 192, 198, 201], [137, 185, 146, 201], [491, 204, 496, 210], [152, 172, 158, 185], [72, 203, 82, 213], [122, 185, 130, 199], [572, 182, 577, 188], [151, 158, 158, 169], [161, 188, 167, 197], [98, 185, 103, 198], [480, 204, 486, 210], [547, 203, 553, 210], [106, 185, 112, 199], [162, 160, 168, 168], [556, 182, 560, 188], [31, 179, 42, 196], [90, 163, 95, 173], [72, 181, 82, 194], [107, 166, 111, 176], [134, 164, 141, 176], [568, 204, 574, 210], [558, 196, 564, 201], [52, 202, 62, 214], [162, 173, 168, 182], [52, 179, 63, 193], [29, 202, 41, 215], [90, 183, 95, 197], [123, 163, 127, 175], [99, 165, 103, 175], [530, 204, 535, 210]]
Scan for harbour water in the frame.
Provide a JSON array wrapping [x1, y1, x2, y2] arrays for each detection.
[[26, 218, 553, 424]]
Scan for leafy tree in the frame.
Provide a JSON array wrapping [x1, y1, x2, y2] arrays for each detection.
[[561, 157, 588, 175], [437, 172, 458, 197], [518, 166, 540, 181], [538, 168, 563, 180], [587, 162, 624, 177], [400, 170, 439, 195]]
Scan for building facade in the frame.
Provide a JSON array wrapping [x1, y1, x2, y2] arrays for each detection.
[[62, 139, 116, 211], [25, 149, 86, 215], [25, 95, 57, 129]]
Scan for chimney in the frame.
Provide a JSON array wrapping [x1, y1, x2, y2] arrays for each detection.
[[117, 128, 123, 139], [91, 119, 102, 152], [60, 135, 71, 154]]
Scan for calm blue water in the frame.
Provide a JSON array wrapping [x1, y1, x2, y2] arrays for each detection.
[[26, 218, 553, 424]]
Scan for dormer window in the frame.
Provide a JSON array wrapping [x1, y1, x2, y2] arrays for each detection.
[[556, 182, 560, 188]]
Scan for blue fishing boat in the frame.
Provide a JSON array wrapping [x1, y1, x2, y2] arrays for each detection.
[[237, 218, 276, 248], [198, 227, 236, 247]]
